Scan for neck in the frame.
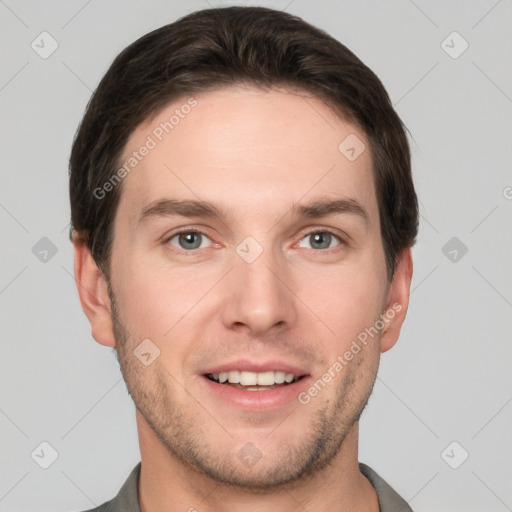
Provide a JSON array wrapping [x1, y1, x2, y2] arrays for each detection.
[[136, 411, 379, 512]]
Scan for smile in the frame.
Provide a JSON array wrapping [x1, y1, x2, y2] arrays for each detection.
[[205, 370, 303, 389]]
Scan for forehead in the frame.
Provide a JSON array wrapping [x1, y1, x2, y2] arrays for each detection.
[[116, 86, 377, 227]]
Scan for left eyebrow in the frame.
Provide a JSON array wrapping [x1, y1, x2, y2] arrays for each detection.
[[290, 198, 370, 227]]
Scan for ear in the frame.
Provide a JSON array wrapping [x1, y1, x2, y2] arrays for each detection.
[[380, 248, 413, 353], [72, 232, 116, 347]]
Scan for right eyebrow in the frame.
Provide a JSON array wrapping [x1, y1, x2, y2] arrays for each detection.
[[137, 199, 231, 226]]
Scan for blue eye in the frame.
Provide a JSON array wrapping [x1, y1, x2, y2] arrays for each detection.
[[298, 231, 342, 250], [165, 229, 343, 254], [167, 231, 212, 250]]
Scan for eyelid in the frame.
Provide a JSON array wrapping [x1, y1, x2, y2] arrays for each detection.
[[163, 225, 211, 239], [295, 227, 345, 250], [163, 227, 215, 250]]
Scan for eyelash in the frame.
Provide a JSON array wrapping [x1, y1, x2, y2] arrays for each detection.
[[296, 228, 344, 252], [163, 227, 345, 254]]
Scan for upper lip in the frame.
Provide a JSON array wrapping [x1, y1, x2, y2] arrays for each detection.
[[201, 359, 309, 376]]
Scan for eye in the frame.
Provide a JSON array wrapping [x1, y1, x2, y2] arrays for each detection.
[[166, 230, 212, 251], [298, 230, 343, 250]]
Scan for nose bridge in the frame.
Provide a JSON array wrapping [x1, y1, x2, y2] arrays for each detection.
[[221, 237, 296, 334]]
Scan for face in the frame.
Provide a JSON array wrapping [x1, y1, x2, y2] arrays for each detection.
[[105, 86, 396, 489]]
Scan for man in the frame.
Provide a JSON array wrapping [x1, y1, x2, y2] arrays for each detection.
[[70, 6, 418, 511]]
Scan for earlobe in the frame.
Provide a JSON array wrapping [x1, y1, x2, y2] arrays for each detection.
[[72, 233, 116, 347], [380, 248, 413, 353]]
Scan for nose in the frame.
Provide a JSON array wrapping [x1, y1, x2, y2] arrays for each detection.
[[220, 244, 297, 336]]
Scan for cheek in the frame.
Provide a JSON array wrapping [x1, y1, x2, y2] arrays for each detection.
[[110, 250, 174, 338], [111, 251, 218, 355], [299, 265, 385, 351]]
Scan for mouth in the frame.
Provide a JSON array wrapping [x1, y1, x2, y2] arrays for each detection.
[[199, 361, 312, 410], [199, 367, 312, 410], [204, 370, 306, 391]]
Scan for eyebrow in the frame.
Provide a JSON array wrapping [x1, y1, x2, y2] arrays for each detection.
[[138, 199, 227, 226], [137, 197, 369, 227], [291, 198, 369, 226]]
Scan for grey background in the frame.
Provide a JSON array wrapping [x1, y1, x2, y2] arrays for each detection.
[[1, 1, 511, 511]]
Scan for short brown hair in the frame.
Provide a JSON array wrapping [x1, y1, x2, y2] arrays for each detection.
[[69, 6, 418, 280]]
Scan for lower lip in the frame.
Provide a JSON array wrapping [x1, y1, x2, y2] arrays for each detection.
[[199, 375, 311, 411]]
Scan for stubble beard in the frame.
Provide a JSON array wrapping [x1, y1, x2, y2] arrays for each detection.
[[108, 288, 379, 492]]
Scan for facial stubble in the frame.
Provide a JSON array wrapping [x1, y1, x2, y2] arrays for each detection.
[[108, 286, 380, 492]]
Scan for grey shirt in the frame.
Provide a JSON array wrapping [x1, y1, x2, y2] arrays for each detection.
[[81, 462, 412, 512]]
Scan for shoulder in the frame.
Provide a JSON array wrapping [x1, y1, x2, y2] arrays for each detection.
[[77, 502, 114, 512], [359, 462, 413, 512], [74, 462, 142, 512]]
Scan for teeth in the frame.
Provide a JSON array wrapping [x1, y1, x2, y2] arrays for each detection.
[[227, 370, 240, 383], [274, 371, 286, 384], [257, 371, 275, 386], [240, 371, 257, 385], [209, 370, 299, 386], [284, 373, 294, 383]]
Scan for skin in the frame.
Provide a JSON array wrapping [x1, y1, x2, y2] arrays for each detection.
[[73, 85, 413, 512]]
